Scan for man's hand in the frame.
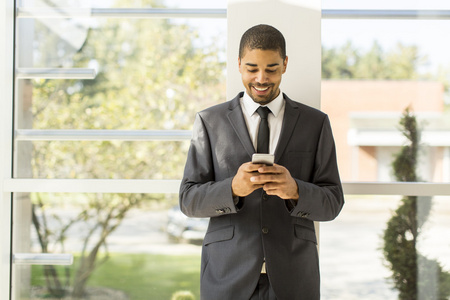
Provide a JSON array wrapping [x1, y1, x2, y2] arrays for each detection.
[[232, 162, 299, 200], [232, 162, 264, 197], [250, 164, 299, 200]]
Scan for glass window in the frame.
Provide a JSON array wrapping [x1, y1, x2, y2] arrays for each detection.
[[15, 141, 190, 179], [321, 3, 450, 183], [320, 195, 450, 299], [12, 0, 225, 299], [9, 0, 450, 299], [16, 17, 226, 130], [321, 3, 450, 297], [13, 192, 203, 299]]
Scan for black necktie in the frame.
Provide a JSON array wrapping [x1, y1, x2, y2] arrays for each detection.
[[256, 106, 270, 153]]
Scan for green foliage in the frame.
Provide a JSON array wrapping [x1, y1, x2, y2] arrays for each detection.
[[382, 108, 450, 299], [392, 108, 419, 182], [31, 253, 201, 300], [29, 0, 225, 298], [322, 40, 450, 109], [322, 41, 426, 80], [31, 15, 225, 179]]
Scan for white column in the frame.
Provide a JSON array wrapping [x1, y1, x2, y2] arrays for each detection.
[[0, 0, 15, 298], [227, 0, 322, 109], [226, 0, 322, 244]]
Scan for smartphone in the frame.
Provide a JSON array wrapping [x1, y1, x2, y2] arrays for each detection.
[[252, 153, 274, 166]]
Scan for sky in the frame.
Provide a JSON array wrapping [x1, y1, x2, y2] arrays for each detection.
[[321, 0, 450, 74]]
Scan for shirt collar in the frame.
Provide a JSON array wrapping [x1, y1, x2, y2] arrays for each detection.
[[242, 90, 284, 118]]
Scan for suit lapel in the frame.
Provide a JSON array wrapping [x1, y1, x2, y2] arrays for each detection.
[[227, 93, 255, 158], [274, 95, 301, 163]]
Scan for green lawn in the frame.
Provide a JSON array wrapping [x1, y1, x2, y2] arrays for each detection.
[[31, 253, 201, 300]]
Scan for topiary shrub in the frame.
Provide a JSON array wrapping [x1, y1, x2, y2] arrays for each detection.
[[382, 107, 450, 300]]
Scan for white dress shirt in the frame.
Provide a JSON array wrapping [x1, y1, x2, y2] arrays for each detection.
[[240, 90, 287, 274], [240, 90, 286, 154]]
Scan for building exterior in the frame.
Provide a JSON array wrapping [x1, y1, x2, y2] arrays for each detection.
[[322, 80, 450, 182]]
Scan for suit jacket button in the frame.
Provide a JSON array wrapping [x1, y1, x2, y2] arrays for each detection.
[[262, 227, 269, 234], [215, 208, 231, 214], [297, 212, 310, 218]]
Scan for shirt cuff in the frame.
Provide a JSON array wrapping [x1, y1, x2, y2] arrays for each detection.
[[233, 196, 245, 210], [285, 199, 297, 212]]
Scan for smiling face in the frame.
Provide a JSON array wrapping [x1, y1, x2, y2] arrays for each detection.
[[239, 48, 288, 105]]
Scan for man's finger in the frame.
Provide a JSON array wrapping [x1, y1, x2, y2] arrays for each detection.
[[257, 164, 284, 174], [250, 174, 278, 184]]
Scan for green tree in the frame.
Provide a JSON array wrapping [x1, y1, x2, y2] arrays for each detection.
[[322, 41, 359, 79], [322, 41, 425, 80], [382, 108, 450, 300], [30, 0, 225, 298]]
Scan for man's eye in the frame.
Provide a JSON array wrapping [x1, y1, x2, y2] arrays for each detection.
[[248, 69, 258, 73], [266, 69, 276, 73]]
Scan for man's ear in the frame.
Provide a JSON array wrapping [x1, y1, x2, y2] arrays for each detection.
[[283, 56, 288, 73], [238, 57, 242, 73]]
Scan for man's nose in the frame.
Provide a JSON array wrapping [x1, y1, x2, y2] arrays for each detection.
[[256, 71, 269, 84]]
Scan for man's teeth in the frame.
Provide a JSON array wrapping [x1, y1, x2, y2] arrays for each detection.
[[254, 86, 269, 91]]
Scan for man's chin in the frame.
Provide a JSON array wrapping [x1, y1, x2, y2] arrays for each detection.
[[250, 94, 273, 105]]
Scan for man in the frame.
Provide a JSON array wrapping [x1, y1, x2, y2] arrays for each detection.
[[179, 24, 344, 300]]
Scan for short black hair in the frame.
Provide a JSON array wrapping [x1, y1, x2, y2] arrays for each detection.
[[239, 24, 286, 60]]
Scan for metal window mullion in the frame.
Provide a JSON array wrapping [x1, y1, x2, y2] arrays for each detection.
[[15, 129, 193, 141], [322, 9, 450, 19], [3, 179, 450, 196], [16, 8, 450, 20], [343, 182, 450, 196], [16, 68, 96, 79], [3, 179, 182, 194], [91, 8, 226, 18], [17, 7, 227, 19], [13, 253, 73, 266]]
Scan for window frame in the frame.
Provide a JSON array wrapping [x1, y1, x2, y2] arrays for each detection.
[[6, 6, 450, 195], [1, 3, 450, 300], [0, 0, 15, 298]]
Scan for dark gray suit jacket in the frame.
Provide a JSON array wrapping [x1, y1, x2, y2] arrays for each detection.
[[180, 92, 344, 300]]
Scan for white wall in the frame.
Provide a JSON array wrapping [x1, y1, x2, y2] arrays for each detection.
[[227, 0, 321, 109], [226, 0, 322, 245]]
